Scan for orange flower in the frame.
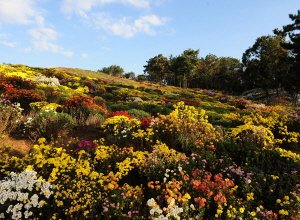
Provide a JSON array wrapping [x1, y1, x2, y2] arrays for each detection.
[[195, 197, 207, 207]]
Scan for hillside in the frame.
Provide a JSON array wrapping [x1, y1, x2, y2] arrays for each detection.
[[0, 63, 300, 219]]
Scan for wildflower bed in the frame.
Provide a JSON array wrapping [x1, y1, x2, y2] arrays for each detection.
[[0, 64, 300, 219]]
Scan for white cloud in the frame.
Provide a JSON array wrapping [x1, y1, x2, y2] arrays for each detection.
[[1, 41, 16, 47], [28, 27, 73, 56], [82, 53, 88, 57], [94, 13, 167, 38], [101, 47, 111, 50], [0, 0, 39, 24], [20, 47, 32, 53], [0, 33, 10, 39], [61, 0, 149, 18]]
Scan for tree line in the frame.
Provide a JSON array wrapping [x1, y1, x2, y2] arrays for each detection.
[[99, 10, 300, 99]]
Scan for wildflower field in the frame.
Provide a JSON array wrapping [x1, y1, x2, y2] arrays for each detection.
[[1, 64, 300, 219]]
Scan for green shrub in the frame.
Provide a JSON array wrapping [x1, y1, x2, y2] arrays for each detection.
[[127, 109, 151, 120], [100, 93, 113, 101], [93, 96, 106, 106], [0, 98, 23, 135], [104, 86, 119, 93], [24, 111, 74, 142], [108, 102, 131, 112]]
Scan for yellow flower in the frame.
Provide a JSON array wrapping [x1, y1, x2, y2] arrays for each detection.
[[38, 138, 46, 144], [279, 209, 289, 215], [239, 207, 245, 213], [283, 196, 289, 201], [250, 211, 256, 216]]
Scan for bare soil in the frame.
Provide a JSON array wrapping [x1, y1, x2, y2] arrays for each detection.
[[0, 128, 104, 158]]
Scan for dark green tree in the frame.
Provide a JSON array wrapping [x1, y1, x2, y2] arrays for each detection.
[[216, 57, 243, 92], [137, 74, 146, 81], [242, 35, 289, 97], [197, 54, 220, 89], [124, 71, 135, 79], [274, 10, 300, 102], [98, 65, 124, 77], [170, 49, 200, 89], [143, 54, 170, 85]]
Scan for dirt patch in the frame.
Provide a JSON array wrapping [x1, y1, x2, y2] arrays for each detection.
[[0, 136, 33, 157], [0, 128, 104, 158]]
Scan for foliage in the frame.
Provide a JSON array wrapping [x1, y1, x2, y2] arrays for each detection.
[[99, 65, 124, 77], [3, 87, 45, 114], [242, 35, 289, 95], [23, 111, 74, 141], [144, 54, 170, 85], [127, 109, 151, 120], [170, 49, 200, 89], [274, 9, 300, 101], [0, 98, 23, 135], [61, 94, 108, 125]]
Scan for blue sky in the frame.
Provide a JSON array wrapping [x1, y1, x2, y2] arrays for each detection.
[[0, 0, 299, 76]]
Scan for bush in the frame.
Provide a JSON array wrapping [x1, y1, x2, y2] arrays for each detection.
[[0, 169, 54, 220], [0, 98, 23, 135], [24, 111, 74, 141], [93, 96, 106, 105], [1, 75, 37, 90], [3, 88, 45, 114], [61, 95, 108, 125], [108, 103, 131, 112], [127, 109, 151, 120]]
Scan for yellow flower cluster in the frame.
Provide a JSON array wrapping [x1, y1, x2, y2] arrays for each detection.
[[30, 101, 61, 113], [241, 109, 299, 145], [263, 146, 300, 163], [101, 115, 141, 136], [230, 123, 274, 146], [132, 128, 154, 142]]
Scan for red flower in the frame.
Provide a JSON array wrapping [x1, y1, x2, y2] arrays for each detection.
[[106, 111, 133, 119]]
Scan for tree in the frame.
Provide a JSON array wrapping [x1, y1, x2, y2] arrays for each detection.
[[143, 54, 170, 85], [124, 71, 135, 79], [170, 49, 200, 89], [274, 10, 300, 102], [197, 54, 220, 89], [216, 57, 243, 93], [98, 65, 124, 77], [137, 74, 146, 81], [242, 35, 289, 96]]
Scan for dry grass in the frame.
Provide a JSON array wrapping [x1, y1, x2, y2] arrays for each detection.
[[56, 67, 160, 89]]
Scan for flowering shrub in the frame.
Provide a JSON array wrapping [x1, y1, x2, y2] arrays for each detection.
[[0, 98, 23, 135], [29, 101, 61, 113], [141, 117, 153, 129], [61, 94, 108, 125], [112, 88, 142, 100], [0, 169, 54, 220], [241, 109, 300, 149], [151, 102, 221, 153], [1, 75, 37, 90], [76, 140, 98, 152], [34, 75, 60, 86], [101, 115, 141, 146], [230, 124, 275, 147], [3, 87, 45, 113], [178, 99, 201, 106], [106, 111, 133, 119]]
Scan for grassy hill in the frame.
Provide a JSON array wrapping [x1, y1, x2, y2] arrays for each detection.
[[0, 63, 300, 219]]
